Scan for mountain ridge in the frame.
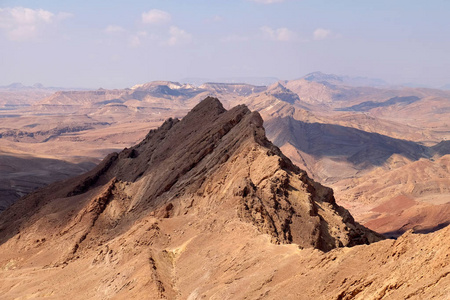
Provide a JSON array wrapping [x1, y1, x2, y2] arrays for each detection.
[[0, 97, 449, 300], [0, 97, 381, 252]]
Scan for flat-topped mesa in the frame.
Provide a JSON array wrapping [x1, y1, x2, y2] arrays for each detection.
[[199, 83, 267, 96], [0, 97, 382, 254]]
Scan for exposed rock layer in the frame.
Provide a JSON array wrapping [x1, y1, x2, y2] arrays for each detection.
[[0, 98, 448, 299]]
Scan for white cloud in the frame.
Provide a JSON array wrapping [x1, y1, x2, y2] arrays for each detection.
[[129, 31, 147, 48], [313, 28, 332, 40], [249, 0, 285, 3], [104, 25, 126, 34], [129, 35, 141, 48], [260, 26, 296, 42], [0, 7, 71, 41], [142, 9, 171, 25], [165, 26, 192, 46]]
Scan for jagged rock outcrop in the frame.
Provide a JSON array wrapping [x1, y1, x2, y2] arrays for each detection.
[[0, 97, 379, 251], [0, 97, 447, 300]]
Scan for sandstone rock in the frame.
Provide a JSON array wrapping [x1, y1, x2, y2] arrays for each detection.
[[0, 97, 447, 300]]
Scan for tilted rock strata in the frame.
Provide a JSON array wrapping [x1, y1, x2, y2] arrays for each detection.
[[1, 98, 446, 299]]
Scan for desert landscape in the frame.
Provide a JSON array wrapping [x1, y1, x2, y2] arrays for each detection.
[[0, 97, 449, 299], [1, 1, 449, 299], [1, 76, 449, 236]]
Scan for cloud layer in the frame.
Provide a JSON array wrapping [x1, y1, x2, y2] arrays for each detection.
[[261, 26, 296, 41], [313, 28, 332, 40], [0, 7, 71, 41], [166, 26, 192, 46], [104, 25, 126, 34], [142, 9, 171, 25]]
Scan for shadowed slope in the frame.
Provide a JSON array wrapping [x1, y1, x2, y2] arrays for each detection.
[[265, 116, 430, 168], [0, 97, 449, 300], [0, 97, 380, 253], [0, 153, 95, 212], [337, 96, 421, 112]]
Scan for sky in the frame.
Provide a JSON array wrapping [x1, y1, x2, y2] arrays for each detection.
[[1, 0, 450, 89]]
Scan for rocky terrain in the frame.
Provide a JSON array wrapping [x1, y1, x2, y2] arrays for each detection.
[[0, 98, 448, 299], [0, 149, 95, 211], [0, 74, 449, 236]]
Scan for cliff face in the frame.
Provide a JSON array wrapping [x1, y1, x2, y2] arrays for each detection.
[[10, 97, 450, 300], [0, 97, 379, 250]]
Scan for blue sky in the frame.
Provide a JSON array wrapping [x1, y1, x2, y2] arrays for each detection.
[[1, 0, 449, 88]]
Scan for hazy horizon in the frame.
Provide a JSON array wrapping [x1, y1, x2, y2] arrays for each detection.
[[1, 0, 450, 89]]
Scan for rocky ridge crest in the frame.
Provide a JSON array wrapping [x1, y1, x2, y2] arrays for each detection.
[[0, 97, 387, 299]]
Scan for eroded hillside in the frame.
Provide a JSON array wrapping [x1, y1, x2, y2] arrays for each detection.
[[0, 98, 448, 299]]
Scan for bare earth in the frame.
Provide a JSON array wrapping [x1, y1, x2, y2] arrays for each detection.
[[0, 75, 449, 235], [0, 98, 448, 299]]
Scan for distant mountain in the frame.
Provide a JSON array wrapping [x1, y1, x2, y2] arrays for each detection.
[[265, 116, 430, 169], [3, 82, 28, 89], [0, 82, 83, 91], [337, 96, 421, 112], [130, 81, 204, 99], [302, 71, 388, 87], [302, 72, 343, 85], [265, 82, 300, 104], [400, 82, 433, 88], [198, 82, 266, 96], [37, 81, 269, 109], [182, 77, 279, 86], [215, 77, 279, 86]]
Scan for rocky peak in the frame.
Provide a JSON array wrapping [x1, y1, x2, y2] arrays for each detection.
[[303, 71, 343, 83], [0, 97, 382, 257], [266, 81, 301, 104], [0, 97, 397, 299]]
